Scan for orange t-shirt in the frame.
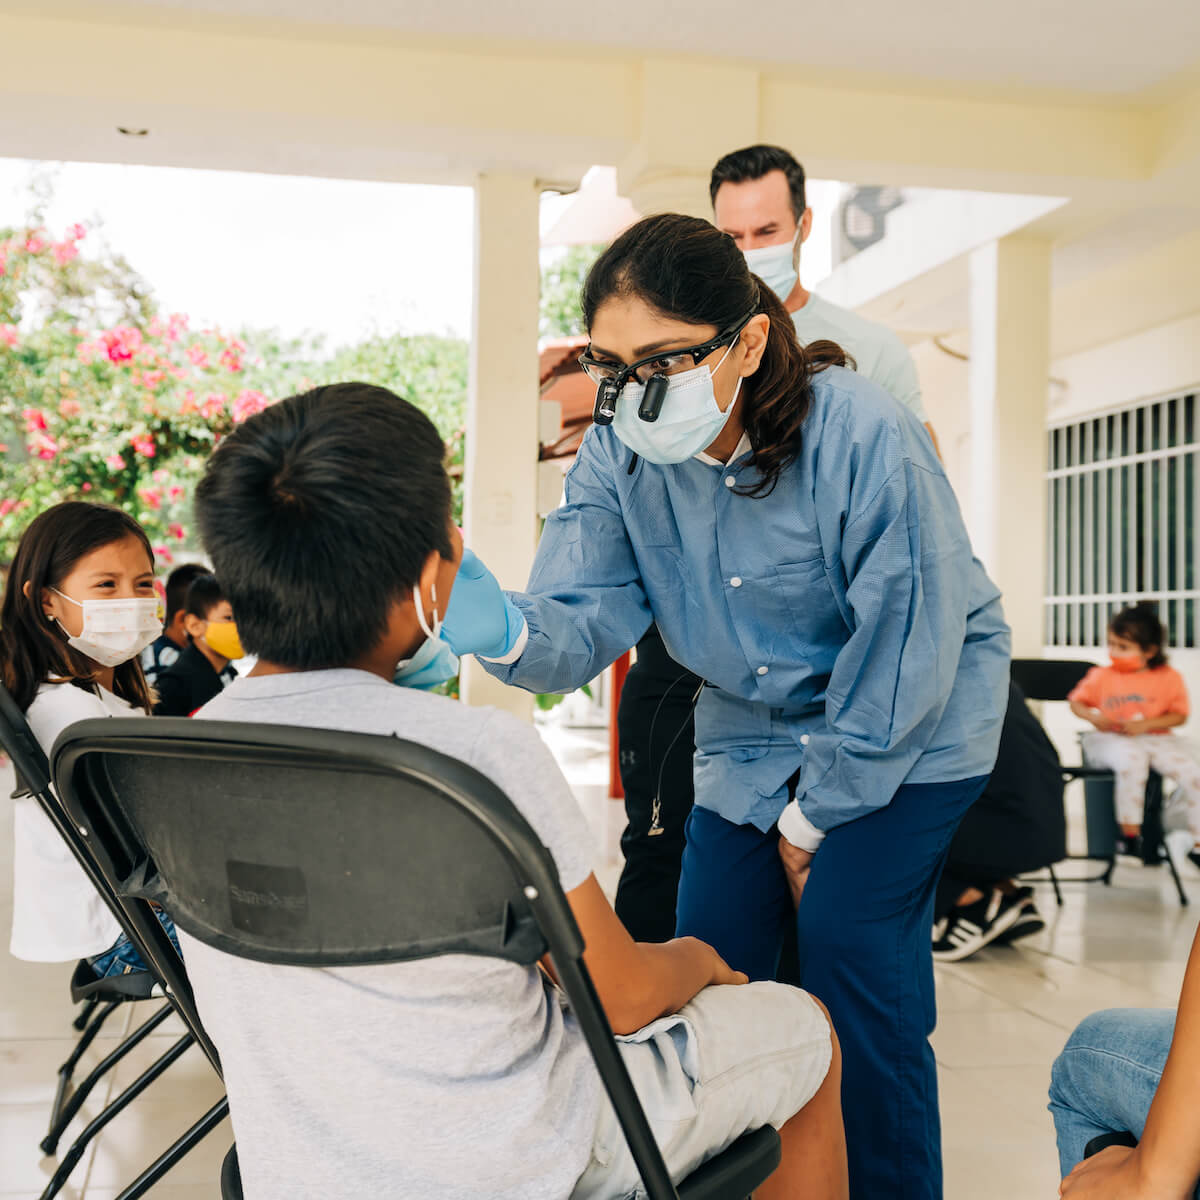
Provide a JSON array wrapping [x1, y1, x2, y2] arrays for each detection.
[[1069, 664, 1190, 726]]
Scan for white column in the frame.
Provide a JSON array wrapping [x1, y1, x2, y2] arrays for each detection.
[[461, 171, 540, 717], [968, 235, 1052, 657]]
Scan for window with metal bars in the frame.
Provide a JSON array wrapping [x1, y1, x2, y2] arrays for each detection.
[[1046, 391, 1200, 649]]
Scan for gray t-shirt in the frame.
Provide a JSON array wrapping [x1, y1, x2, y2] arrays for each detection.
[[179, 669, 599, 1199], [792, 292, 927, 423]]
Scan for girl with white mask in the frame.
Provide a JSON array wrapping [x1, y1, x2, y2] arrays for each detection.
[[442, 214, 1011, 1200], [1, 501, 177, 974]]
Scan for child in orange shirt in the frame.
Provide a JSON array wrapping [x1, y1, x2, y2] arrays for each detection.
[[1069, 603, 1200, 860]]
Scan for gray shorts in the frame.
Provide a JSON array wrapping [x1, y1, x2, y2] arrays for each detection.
[[572, 981, 832, 1199]]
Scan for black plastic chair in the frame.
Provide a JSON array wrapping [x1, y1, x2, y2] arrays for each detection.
[[0, 682, 228, 1199], [1010, 659, 1187, 907], [51, 717, 784, 1200]]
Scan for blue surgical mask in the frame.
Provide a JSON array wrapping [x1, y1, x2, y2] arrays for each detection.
[[394, 582, 459, 691], [742, 231, 799, 302], [611, 342, 742, 466]]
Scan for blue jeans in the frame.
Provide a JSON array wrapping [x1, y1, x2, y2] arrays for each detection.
[[87, 908, 179, 978], [675, 776, 988, 1200], [1049, 1008, 1197, 1194]]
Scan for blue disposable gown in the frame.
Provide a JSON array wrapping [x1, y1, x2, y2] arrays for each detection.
[[485, 366, 1011, 833]]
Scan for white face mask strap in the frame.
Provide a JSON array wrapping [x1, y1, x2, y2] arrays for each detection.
[[51, 587, 81, 609], [413, 581, 440, 640]]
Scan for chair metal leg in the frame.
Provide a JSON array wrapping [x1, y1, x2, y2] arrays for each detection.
[[72, 993, 101, 1032], [44, 998, 124, 1147], [1047, 863, 1065, 907], [1101, 856, 1116, 885], [38, 1033, 194, 1200], [41, 1002, 174, 1156], [112, 1097, 230, 1200], [1163, 842, 1189, 907]]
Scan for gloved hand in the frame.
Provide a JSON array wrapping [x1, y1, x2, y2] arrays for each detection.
[[441, 548, 526, 659]]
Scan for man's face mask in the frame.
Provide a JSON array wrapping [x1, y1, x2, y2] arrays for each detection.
[[51, 590, 162, 669], [394, 581, 459, 691], [742, 230, 800, 303]]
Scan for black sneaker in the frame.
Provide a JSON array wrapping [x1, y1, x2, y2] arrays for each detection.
[[1115, 834, 1144, 859], [994, 898, 1045, 945], [932, 890, 1026, 962]]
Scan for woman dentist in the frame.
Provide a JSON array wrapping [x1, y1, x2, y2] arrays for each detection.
[[443, 214, 1010, 1200]]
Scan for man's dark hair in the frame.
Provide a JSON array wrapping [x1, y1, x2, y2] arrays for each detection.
[[164, 562, 209, 623], [194, 382, 453, 670], [709, 144, 807, 222], [183, 573, 226, 622]]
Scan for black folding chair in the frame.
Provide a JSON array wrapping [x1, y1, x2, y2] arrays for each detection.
[[1010, 659, 1187, 907], [0, 683, 228, 1199], [51, 718, 784, 1200]]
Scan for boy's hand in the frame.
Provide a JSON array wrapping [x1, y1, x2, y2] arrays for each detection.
[[1093, 713, 1124, 734], [1059, 1144, 1164, 1199], [1122, 719, 1148, 735], [686, 938, 748, 987], [441, 549, 525, 659]]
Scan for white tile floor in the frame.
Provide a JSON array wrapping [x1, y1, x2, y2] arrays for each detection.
[[2, 728, 1197, 1199]]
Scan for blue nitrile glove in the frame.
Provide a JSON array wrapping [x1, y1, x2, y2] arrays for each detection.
[[441, 548, 526, 659]]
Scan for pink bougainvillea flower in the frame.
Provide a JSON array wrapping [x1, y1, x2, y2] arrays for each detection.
[[232, 389, 269, 424], [81, 482, 93, 493], [168, 523, 186, 541], [153, 544, 175, 565], [138, 487, 163, 510], [131, 434, 157, 458], [218, 347, 243, 373], [52, 241, 78, 266], [142, 369, 166, 389], [21, 407, 48, 433], [168, 485, 185, 502], [152, 468, 168, 483], [58, 399, 82, 418], [24, 232, 45, 254], [166, 313, 188, 342], [105, 453, 127, 471], [102, 326, 143, 364], [179, 389, 198, 415], [68, 224, 86, 241], [186, 344, 209, 368], [202, 392, 228, 420], [0, 498, 15, 516], [0, 324, 18, 348], [31, 433, 59, 460], [75, 341, 97, 365]]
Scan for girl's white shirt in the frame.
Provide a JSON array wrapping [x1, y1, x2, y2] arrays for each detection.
[[9, 681, 144, 962]]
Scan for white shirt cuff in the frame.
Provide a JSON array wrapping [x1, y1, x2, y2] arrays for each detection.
[[777, 800, 826, 852], [479, 617, 528, 666]]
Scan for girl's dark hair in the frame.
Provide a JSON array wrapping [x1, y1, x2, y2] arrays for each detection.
[[0, 502, 156, 712], [1110, 602, 1168, 668], [581, 212, 846, 497]]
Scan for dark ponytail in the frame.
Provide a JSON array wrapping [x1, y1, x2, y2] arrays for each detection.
[[581, 213, 847, 497], [1110, 601, 1168, 668]]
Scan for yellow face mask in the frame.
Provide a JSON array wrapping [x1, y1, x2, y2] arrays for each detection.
[[203, 619, 244, 661]]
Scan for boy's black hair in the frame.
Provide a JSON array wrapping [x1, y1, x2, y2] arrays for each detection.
[[183, 573, 226, 622], [164, 562, 209, 624], [709, 144, 807, 221], [1110, 601, 1168, 668], [194, 382, 453, 670]]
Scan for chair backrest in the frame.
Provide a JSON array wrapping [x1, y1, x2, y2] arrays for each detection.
[[0, 679, 52, 798], [52, 717, 682, 1199], [1010, 658, 1096, 702]]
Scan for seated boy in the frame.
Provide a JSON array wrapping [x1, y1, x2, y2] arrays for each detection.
[[141, 561, 209, 686], [153, 573, 240, 716], [183, 381, 847, 1200]]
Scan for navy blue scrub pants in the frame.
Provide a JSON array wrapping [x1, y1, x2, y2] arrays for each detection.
[[675, 776, 988, 1200]]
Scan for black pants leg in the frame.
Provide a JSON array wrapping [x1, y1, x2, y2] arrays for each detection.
[[613, 629, 701, 943]]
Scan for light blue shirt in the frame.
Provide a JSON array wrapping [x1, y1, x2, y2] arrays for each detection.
[[485, 366, 1009, 833], [793, 293, 927, 423]]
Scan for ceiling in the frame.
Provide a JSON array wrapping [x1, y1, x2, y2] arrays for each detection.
[[24, 0, 1200, 98]]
